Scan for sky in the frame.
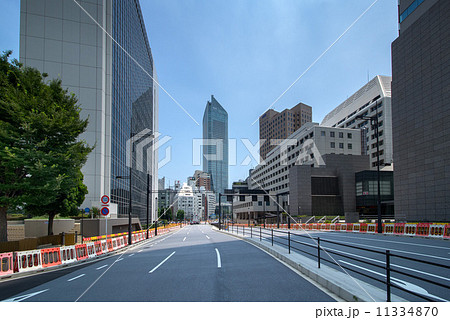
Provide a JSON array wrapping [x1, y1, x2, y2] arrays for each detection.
[[0, 0, 399, 189]]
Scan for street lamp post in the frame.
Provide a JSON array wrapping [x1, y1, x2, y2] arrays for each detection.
[[356, 103, 382, 233]]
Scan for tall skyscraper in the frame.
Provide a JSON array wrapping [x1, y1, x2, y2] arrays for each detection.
[[202, 95, 228, 199], [19, 0, 159, 222], [259, 102, 312, 161], [391, 0, 449, 222]]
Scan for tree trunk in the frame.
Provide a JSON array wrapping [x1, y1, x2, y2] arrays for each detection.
[[48, 212, 56, 235], [0, 206, 7, 242]]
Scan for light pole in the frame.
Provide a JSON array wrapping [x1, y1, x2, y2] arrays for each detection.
[[356, 102, 382, 234]]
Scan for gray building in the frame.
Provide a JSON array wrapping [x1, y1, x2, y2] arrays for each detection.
[[202, 95, 228, 199], [289, 154, 370, 220], [391, 0, 450, 222], [19, 0, 159, 223]]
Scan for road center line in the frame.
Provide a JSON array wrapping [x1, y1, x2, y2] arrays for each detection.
[[149, 251, 176, 274], [96, 265, 108, 270], [129, 253, 135, 257], [206, 235, 210, 240], [215, 248, 221, 268], [183, 237, 186, 242], [67, 274, 85, 282]]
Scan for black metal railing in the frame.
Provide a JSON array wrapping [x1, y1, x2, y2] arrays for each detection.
[[225, 224, 450, 302]]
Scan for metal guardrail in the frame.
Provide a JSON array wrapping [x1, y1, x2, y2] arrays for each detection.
[[226, 224, 450, 302]]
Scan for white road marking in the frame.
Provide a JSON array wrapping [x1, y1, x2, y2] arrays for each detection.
[[324, 246, 450, 282], [338, 260, 448, 302], [318, 232, 450, 250], [67, 274, 85, 282], [2, 289, 49, 302], [322, 239, 450, 262], [96, 265, 108, 270], [206, 235, 210, 240], [129, 254, 135, 257], [138, 249, 143, 252], [149, 251, 176, 274], [183, 237, 186, 242], [116, 258, 123, 262], [215, 248, 221, 268]]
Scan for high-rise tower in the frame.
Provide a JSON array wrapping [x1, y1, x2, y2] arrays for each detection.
[[19, 0, 159, 222], [202, 95, 228, 199]]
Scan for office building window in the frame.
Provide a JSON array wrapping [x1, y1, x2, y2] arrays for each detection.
[[348, 143, 352, 149], [330, 131, 335, 137], [339, 132, 343, 138], [331, 142, 335, 148], [321, 131, 326, 136], [347, 133, 352, 139], [339, 143, 344, 149]]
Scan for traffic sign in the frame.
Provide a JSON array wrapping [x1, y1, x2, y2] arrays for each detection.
[[84, 207, 90, 213], [101, 195, 110, 204], [101, 207, 110, 216]]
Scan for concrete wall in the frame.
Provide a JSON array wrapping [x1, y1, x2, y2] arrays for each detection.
[[24, 219, 75, 238], [81, 218, 142, 237]]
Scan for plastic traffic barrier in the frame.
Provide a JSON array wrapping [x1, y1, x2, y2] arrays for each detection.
[[404, 223, 416, 236], [429, 223, 445, 238], [61, 246, 76, 265], [353, 223, 360, 232], [0, 252, 14, 276], [384, 223, 394, 234], [75, 244, 89, 261], [367, 224, 376, 233], [86, 242, 97, 258], [394, 223, 405, 235], [15, 250, 42, 272], [416, 223, 430, 236], [41, 247, 62, 268]]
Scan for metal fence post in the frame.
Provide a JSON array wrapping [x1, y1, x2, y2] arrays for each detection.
[[251, 225, 252, 238], [317, 237, 321, 268], [243, 225, 245, 236], [288, 231, 290, 254], [75, 231, 78, 244], [386, 250, 391, 302], [271, 229, 273, 246], [260, 227, 262, 241], [61, 232, 65, 246]]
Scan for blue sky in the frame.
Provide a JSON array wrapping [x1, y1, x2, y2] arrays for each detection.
[[0, 0, 398, 189]]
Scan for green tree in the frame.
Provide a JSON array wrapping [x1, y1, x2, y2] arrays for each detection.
[[176, 210, 185, 221], [0, 51, 92, 239]]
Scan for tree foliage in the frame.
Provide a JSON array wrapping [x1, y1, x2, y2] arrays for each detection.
[[0, 51, 92, 240], [176, 210, 185, 221]]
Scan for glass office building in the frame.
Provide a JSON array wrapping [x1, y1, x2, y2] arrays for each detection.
[[203, 95, 228, 200], [20, 0, 159, 223]]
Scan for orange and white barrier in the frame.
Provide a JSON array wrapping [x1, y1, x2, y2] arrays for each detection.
[[394, 223, 405, 235], [353, 223, 360, 232], [41, 248, 62, 268], [75, 244, 89, 261], [416, 223, 430, 237], [367, 224, 377, 233], [384, 223, 394, 234], [86, 242, 96, 259], [0, 252, 14, 276]]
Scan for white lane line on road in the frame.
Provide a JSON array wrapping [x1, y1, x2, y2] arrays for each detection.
[[116, 258, 123, 262], [338, 260, 448, 302], [129, 253, 135, 257], [149, 251, 176, 274], [96, 265, 108, 270], [324, 246, 450, 282], [206, 235, 210, 240], [215, 248, 221, 268], [183, 237, 186, 242], [317, 232, 450, 250], [2, 289, 49, 302], [138, 249, 143, 253], [67, 274, 85, 282]]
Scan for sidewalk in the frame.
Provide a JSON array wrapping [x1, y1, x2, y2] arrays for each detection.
[[216, 227, 407, 302]]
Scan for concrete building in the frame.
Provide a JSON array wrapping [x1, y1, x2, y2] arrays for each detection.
[[259, 102, 312, 160], [203, 95, 228, 199], [391, 0, 450, 222], [249, 122, 362, 195], [289, 154, 370, 220], [321, 75, 393, 169], [173, 183, 196, 222], [19, 0, 159, 223]]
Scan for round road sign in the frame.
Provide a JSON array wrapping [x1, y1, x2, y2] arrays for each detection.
[[101, 207, 110, 216], [101, 195, 110, 204]]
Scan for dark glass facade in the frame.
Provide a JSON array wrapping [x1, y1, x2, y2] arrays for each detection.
[[203, 95, 228, 200], [110, 0, 155, 222]]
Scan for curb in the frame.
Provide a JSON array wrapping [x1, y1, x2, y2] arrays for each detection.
[[216, 228, 407, 302]]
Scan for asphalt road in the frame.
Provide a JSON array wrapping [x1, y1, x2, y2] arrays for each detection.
[[1, 225, 335, 302], [228, 225, 450, 302]]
